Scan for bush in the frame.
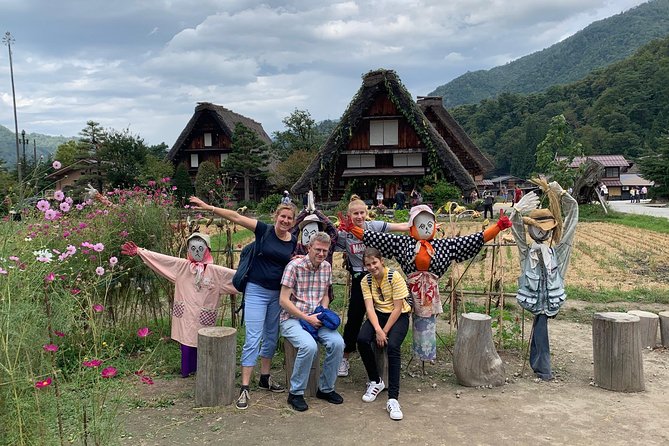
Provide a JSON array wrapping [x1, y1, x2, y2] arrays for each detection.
[[257, 193, 283, 215], [422, 180, 461, 207]]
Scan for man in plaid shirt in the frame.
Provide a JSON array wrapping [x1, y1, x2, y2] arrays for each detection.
[[280, 232, 345, 412]]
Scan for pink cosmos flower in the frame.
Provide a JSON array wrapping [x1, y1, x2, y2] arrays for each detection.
[[119, 230, 128, 238], [59, 202, 71, 212], [109, 256, 118, 267], [53, 190, 64, 202], [44, 209, 58, 221], [0, 268, 7, 275], [83, 359, 103, 368], [93, 243, 105, 252], [66, 245, 77, 255], [172, 186, 177, 191], [141, 376, 154, 385], [54, 331, 66, 337], [70, 288, 81, 295], [101, 367, 117, 378], [95, 266, 105, 276], [52, 160, 62, 169], [45, 272, 55, 282], [35, 377, 52, 388], [161, 177, 170, 183], [9, 256, 19, 262], [137, 327, 151, 338], [93, 304, 104, 313], [147, 180, 156, 187], [65, 197, 73, 205], [43, 344, 59, 352], [76, 204, 84, 211], [37, 200, 50, 212]]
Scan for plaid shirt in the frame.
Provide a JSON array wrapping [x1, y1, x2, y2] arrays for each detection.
[[280, 256, 332, 321]]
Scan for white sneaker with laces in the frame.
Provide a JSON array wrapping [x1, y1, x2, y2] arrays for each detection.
[[362, 379, 385, 402], [386, 398, 403, 420], [337, 357, 350, 377]]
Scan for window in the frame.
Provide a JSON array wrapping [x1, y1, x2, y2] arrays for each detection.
[[393, 153, 422, 167], [204, 133, 212, 147], [347, 154, 376, 168], [190, 154, 199, 168], [369, 120, 399, 146], [220, 153, 228, 164], [604, 167, 619, 178]]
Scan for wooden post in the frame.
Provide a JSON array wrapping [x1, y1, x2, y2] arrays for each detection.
[[195, 327, 237, 407], [453, 313, 505, 387], [372, 344, 389, 385], [627, 310, 659, 349], [659, 311, 669, 348], [284, 339, 320, 397], [592, 312, 644, 392]]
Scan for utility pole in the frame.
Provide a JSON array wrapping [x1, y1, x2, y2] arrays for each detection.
[[3, 31, 22, 193], [33, 138, 36, 164]]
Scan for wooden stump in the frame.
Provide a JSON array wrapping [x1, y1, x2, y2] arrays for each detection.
[[195, 327, 237, 407], [284, 339, 320, 397], [659, 311, 669, 348], [627, 310, 659, 349], [453, 313, 505, 387], [592, 312, 644, 392], [372, 344, 389, 385]]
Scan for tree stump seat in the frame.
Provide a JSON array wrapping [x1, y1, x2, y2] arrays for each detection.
[[284, 338, 320, 397], [195, 327, 237, 407], [453, 312, 505, 387]]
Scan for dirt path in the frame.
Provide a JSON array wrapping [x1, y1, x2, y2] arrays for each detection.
[[120, 315, 669, 446]]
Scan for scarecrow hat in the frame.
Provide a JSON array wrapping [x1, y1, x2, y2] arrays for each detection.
[[408, 205, 435, 226], [187, 232, 212, 249], [298, 213, 325, 233], [522, 208, 557, 231]]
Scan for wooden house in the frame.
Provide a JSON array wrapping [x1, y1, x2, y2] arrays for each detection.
[[291, 69, 493, 204], [44, 159, 98, 192], [167, 102, 272, 201], [567, 155, 632, 200]]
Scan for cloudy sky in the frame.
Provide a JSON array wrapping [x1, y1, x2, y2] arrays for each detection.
[[0, 0, 649, 147]]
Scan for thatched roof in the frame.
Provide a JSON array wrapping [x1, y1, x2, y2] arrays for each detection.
[[417, 96, 494, 174], [167, 102, 271, 160], [292, 69, 476, 194]]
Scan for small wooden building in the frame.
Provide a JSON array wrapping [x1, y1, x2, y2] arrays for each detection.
[[167, 102, 272, 200], [292, 69, 493, 203], [567, 155, 631, 200]]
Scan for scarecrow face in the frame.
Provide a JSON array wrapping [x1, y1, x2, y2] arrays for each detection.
[[301, 222, 319, 246], [528, 225, 551, 242], [188, 237, 208, 262], [413, 211, 435, 240]]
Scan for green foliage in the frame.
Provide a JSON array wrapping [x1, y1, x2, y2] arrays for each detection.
[[223, 123, 269, 201], [173, 162, 193, 201], [271, 109, 326, 161], [54, 140, 85, 167], [430, 0, 669, 107], [236, 199, 257, 210], [140, 154, 174, 185], [534, 114, 583, 188], [0, 124, 72, 169], [271, 149, 317, 190], [638, 134, 669, 199], [194, 161, 219, 202], [257, 193, 282, 215], [100, 128, 148, 188], [393, 209, 409, 223], [421, 180, 461, 206]]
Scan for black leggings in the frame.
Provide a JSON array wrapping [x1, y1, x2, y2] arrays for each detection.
[[357, 311, 410, 400], [342, 273, 365, 354]]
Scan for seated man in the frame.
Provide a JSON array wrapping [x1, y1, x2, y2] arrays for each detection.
[[279, 232, 345, 411]]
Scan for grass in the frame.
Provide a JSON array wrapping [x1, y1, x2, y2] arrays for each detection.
[[579, 204, 669, 233]]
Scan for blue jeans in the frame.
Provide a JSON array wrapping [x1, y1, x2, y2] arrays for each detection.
[[240, 282, 281, 367], [280, 318, 344, 395], [530, 314, 553, 380]]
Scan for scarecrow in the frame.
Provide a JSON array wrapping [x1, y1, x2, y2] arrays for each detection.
[[121, 233, 238, 377], [510, 179, 578, 380], [344, 205, 511, 361]]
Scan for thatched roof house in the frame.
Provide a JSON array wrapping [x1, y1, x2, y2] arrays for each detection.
[[168, 102, 272, 199], [292, 69, 490, 203]]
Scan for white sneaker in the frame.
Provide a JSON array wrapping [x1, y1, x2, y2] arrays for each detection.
[[386, 398, 403, 420], [362, 380, 385, 402], [337, 357, 350, 377]]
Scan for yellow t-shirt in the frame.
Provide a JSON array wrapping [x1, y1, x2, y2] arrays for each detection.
[[361, 267, 411, 314]]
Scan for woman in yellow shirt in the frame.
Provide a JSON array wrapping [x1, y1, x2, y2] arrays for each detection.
[[357, 247, 411, 421]]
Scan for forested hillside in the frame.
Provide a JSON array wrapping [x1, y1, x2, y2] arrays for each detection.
[[450, 35, 669, 177], [0, 124, 73, 166], [430, 0, 669, 107]]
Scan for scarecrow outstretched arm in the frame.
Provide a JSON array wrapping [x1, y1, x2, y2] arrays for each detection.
[[556, 191, 579, 276], [135, 248, 188, 283]]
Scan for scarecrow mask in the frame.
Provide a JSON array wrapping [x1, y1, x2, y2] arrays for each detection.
[[301, 222, 320, 246], [187, 237, 208, 262], [413, 212, 436, 240], [528, 225, 552, 242]]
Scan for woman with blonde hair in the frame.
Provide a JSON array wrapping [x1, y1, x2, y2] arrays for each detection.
[[335, 195, 409, 377], [190, 196, 297, 410]]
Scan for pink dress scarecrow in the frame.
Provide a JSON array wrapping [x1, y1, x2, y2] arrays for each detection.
[[122, 233, 238, 377]]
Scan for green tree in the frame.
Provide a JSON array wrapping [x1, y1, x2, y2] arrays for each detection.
[[223, 123, 269, 201], [54, 140, 86, 167], [271, 149, 316, 191], [140, 154, 174, 185], [534, 114, 584, 187], [638, 135, 669, 199], [194, 161, 219, 203], [99, 128, 148, 188], [271, 109, 324, 161], [76, 121, 106, 192], [173, 162, 193, 201]]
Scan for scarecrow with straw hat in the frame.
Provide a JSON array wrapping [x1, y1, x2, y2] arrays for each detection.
[[121, 233, 239, 377], [510, 178, 579, 381]]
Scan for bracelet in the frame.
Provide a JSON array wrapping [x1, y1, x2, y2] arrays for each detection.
[[210, 205, 215, 212]]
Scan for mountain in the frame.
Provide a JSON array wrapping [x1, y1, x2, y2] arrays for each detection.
[[449, 34, 669, 177], [430, 0, 669, 107], [0, 124, 74, 167]]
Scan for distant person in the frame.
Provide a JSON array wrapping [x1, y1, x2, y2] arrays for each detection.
[[513, 185, 524, 207], [469, 189, 478, 204], [600, 184, 608, 201], [394, 188, 406, 210], [483, 190, 494, 219], [500, 186, 508, 204], [641, 186, 648, 201], [282, 190, 292, 204], [410, 188, 421, 206], [630, 187, 636, 203], [376, 186, 384, 207]]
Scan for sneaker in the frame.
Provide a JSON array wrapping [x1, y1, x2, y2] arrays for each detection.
[[316, 389, 344, 404], [258, 376, 286, 393], [287, 393, 309, 411], [337, 357, 350, 377], [386, 398, 403, 421], [362, 380, 385, 403], [236, 388, 250, 410]]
